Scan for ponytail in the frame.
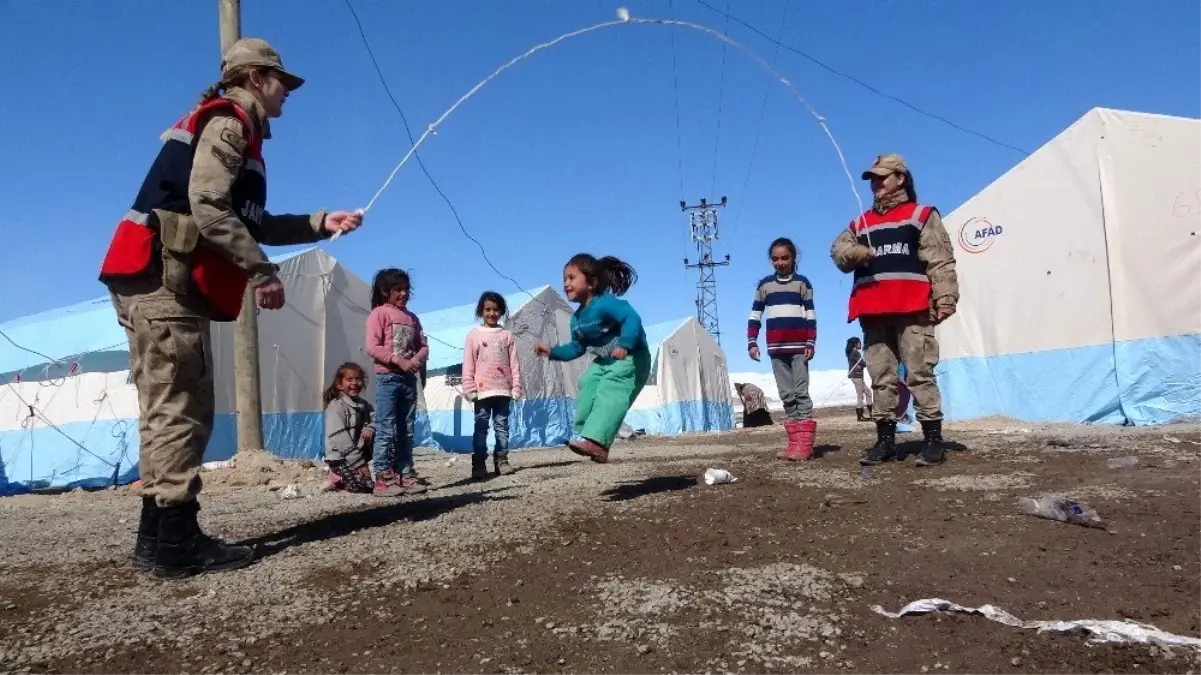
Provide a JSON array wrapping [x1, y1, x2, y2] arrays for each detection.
[[902, 171, 918, 203], [196, 82, 224, 107], [598, 256, 637, 296], [566, 253, 638, 297], [193, 65, 260, 110]]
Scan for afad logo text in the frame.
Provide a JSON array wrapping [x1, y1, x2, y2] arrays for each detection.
[[958, 217, 1003, 254]]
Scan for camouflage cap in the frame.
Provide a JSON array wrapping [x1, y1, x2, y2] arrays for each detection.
[[221, 38, 305, 91], [861, 153, 909, 180]]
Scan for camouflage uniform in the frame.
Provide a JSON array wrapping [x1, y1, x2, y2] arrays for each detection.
[[830, 154, 959, 467], [102, 39, 340, 577]]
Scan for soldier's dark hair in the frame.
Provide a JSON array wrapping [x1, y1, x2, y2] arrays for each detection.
[[475, 291, 508, 320], [322, 362, 367, 408], [370, 268, 412, 309], [898, 171, 918, 203], [566, 254, 638, 297], [195, 65, 265, 107]]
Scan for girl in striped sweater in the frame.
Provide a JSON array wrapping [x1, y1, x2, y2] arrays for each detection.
[[748, 237, 818, 461]]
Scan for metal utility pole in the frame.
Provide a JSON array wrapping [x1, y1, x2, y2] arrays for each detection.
[[220, 0, 264, 453], [681, 196, 730, 345]]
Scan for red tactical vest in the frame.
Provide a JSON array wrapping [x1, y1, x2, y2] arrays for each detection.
[[98, 98, 268, 322], [846, 202, 935, 322]]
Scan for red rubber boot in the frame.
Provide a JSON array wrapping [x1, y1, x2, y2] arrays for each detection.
[[795, 419, 817, 460], [778, 420, 802, 460]]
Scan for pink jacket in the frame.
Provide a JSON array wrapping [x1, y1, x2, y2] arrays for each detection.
[[462, 326, 522, 401], [365, 304, 429, 375]]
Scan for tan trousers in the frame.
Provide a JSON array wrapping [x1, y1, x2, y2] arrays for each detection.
[[851, 377, 872, 407], [109, 279, 214, 507], [861, 312, 942, 422]]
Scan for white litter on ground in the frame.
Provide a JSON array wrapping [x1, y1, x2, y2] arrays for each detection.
[[703, 468, 737, 485], [871, 598, 1201, 651]]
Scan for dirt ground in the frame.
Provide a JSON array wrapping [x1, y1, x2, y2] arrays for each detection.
[[2, 408, 1199, 674]]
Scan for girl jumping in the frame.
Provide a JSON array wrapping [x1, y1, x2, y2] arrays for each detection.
[[462, 291, 523, 480], [535, 254, 649, 464], [321, 362, 375, 493], [365, 268, 429, 497]]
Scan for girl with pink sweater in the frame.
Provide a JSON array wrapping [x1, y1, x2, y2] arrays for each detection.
[[364, 268, 429, 497], [462, 291, 523, 480]]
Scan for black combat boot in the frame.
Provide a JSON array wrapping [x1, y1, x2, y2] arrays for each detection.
[[860, 419, 898, 466], [153, 500, 254, 580], [855, 408, 866, 422], [493, 451, 515, 476], [132, 496, 158, 571], [471, 454, 489, 481], [915, 419, 947, 467], [866, 404, 873, 419]]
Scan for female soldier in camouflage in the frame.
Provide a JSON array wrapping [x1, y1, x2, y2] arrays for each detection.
[[99, 38, 364, 578], [829, 154, 959, 468]]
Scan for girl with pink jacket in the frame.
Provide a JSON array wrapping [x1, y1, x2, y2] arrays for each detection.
[[462, 291, 523, 479]]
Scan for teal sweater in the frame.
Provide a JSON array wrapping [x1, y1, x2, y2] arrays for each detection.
[[549, 292, 649, 361]]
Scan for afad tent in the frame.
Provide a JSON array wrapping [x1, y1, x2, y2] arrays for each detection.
[[624, 317, 735, 436], [0, 247, 373, 493], [417, 286, 585, 451], [936, 108, 1200, 425]]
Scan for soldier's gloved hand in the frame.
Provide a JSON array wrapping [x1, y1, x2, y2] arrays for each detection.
[[256, 275, 286, 310], [846, 244, 875, 268]]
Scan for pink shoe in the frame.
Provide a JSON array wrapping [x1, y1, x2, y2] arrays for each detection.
[[398, 473, 428, 495], [373, 470, 404, 497], [568, 438, 609, 463]]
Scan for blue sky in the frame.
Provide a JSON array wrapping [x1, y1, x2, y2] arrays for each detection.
[[1, 0, 1197, 374]]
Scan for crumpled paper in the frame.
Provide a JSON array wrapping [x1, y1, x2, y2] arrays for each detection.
[[872, 598, 1201, 651]]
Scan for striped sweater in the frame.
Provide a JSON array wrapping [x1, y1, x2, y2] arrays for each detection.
[[747, 273, 817, 356]]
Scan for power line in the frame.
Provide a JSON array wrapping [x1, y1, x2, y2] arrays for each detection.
[[709, 1, 731, 194], [667, 0, 686, 201], [342, 0, 545, 305], [667, 0, 690, 288], [730, 0, 791, 235], [689, 0, 1031, 156]]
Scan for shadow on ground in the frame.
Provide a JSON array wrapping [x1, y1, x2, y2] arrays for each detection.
[[601, 475, 698, 502], [241, 488, 517, 560]]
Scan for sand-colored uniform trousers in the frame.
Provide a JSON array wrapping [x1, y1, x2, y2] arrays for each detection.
[[110, 279, 214, 507], [575, 347, 652, 448], [862, 312, 942, 422]]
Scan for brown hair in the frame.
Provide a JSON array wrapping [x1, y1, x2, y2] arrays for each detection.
[[322, 362, 367, 408], [900, 171, 918, 203], [566, 254, 638, 296], [195, 65, 263, 107]]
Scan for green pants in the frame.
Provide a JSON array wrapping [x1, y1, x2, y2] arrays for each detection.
[[575, 347, 652, 448]]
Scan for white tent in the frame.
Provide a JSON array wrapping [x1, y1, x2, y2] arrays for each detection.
[[0, 246, 373, 492], [417, 286, 586, 452], [936, 108, 1201, 425], [624, 317, 735, 436]]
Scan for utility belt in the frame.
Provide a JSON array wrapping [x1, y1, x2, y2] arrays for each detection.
[[154, 209, 254, 322]]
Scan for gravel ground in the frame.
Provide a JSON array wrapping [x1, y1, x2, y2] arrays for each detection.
[[1, 408, 1199, 674]]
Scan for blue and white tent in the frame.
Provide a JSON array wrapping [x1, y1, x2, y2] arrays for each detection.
[[416, 286, 586, 452], [416, 295, 735, 451], [937, 108, 1201, 425], [624, 317, 735, 436], [0, 247, 373, 494]]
